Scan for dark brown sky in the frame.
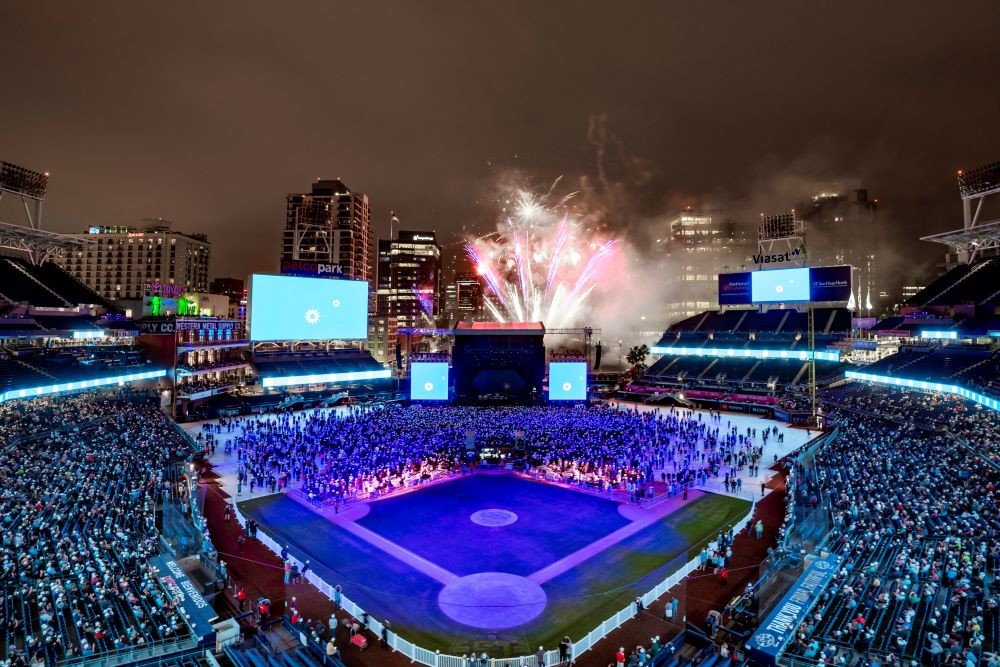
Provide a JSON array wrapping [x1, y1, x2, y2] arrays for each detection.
[[2, 1, 998, 280]]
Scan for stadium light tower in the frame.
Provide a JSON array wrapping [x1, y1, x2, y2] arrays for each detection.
[[757, 213, 807, 266], [922, 161, 1000, 265], [0, 161, 49, 230]]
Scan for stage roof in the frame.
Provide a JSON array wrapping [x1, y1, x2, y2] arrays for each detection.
[[453, 321, 545, 336]]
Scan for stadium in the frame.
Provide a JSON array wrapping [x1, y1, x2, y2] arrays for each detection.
[[0, 158, 998, 667]]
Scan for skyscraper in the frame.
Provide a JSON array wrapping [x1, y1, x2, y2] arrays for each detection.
[[796, 189, 880, 311], [376, 230, 442, 329], [660, 211, 753, 324], [55, 222, 210, 301], [281, 179, 374, 285], [444, 272, 484, 323]]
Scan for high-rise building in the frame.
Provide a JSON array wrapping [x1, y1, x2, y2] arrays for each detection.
[[796, 189, 880, 312], [660, 211, 753, 324], [445, 272, 484, 323], [366, 314, 398, 368], [282, 179, 374, 285], [55, 223, 210, 302], [376, 230, 442, 329]]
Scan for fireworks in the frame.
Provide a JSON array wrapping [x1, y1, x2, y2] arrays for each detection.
[[465, 188, 621, 328]]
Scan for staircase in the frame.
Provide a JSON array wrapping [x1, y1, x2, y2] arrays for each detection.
[[775, 310, 792, 333], [691, 312, 710, 332], [696, 358, 718, 379], [15, 358, 57, 380], [922, 259, 994, 306], [948, 351, 998, 380], [741, 360, 761, 382], [823, 309, 838, 334], [4, 259, 72, 307], [791, 362, 810, 385]]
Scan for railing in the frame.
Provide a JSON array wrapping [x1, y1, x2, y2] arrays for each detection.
[[232, 500, 755, 666], [58, 598, 201, 667]]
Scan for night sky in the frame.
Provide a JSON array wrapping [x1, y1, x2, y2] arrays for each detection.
[[2, 2, 998, 281]]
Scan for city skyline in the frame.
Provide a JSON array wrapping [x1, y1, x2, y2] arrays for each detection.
[[1, 2, 999, 286]]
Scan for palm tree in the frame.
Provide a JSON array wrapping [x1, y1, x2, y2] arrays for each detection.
[[625, 344, 649, 372]]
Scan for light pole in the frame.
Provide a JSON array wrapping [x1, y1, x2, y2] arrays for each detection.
[[617, 340, 623, 373]]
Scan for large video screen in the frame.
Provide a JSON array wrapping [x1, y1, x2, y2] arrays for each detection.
[[720, 265, 853, 305], [410, 362, 449, 400], [750, 268, 811, 303], [249, 274, 368, 341], [548, 362, 588, 401]]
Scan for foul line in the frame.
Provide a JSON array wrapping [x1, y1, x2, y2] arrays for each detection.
[[527, 491, 702, 584], [336, 519, 460, 585]]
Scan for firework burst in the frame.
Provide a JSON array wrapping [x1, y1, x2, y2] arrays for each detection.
[[465, 185, 621, 328]]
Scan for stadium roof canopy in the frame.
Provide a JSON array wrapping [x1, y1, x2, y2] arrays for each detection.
[[921, 219, 1000, 256], [0, 220, 93, 263]]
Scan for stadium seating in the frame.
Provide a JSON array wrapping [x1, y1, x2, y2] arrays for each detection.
[[780, 384, 999, 663], [1, 345, 155, 391], [908, 258, 1000, 307], [0, 357, 52, 393], [666, 308, 851, 335], [252, 350, 384, 378], [0, 390, 206, 665], [860, 345, 1000, 396], [0, 256, 115, 309]]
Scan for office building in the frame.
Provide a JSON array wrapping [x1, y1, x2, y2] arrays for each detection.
[[797, 189, 881, 312], [367, 314, 398, 368], [444, 272, 484, 323], [281, 179, 374, 286], [659, 211, 753, 324], [376, 230, 442, 329], [55, 223, 210, 302]]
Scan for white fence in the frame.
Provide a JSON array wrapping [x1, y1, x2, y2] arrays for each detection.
[[232, 502, 754, 666]]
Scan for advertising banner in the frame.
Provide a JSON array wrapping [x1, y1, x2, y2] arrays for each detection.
[[747, 553, 838, 665], [718, 272, 752, 305], [148, 555, 218, 639], [809, 265, 852, 302]]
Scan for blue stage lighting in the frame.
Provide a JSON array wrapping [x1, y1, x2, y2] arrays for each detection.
[[548, 362, 588, 401], [410, 362, 450, 400]]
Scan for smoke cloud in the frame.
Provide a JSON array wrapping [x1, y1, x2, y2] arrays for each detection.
[[471, 118, 934, 346]]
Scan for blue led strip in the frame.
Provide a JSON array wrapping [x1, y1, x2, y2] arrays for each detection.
[[0, 369, 167, 404], [845, 370, 1000, 412], [919, 330, 959, 340], [261, 369, 392, 388], [650, 346, 841, 362]]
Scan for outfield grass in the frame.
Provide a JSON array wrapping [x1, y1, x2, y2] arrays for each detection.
[[240, 484, 749, 658]]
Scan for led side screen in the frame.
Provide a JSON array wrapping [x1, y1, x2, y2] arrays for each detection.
[[548, 362, 588, 401], [846, 370, 1000, 413], [249, 274, 368, 342], [919, 331, 958, 340], [650, 346, 840, 362], [751, 268, 811, 303], [0, 369, 167, 404], [410, 362, 449, 400], [261, 369, 391, 388]]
